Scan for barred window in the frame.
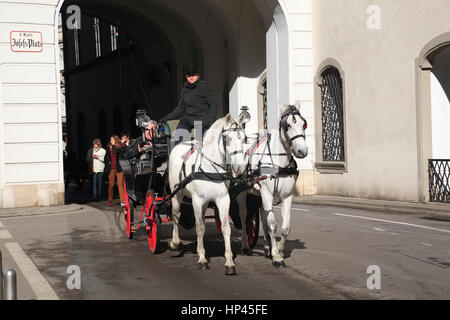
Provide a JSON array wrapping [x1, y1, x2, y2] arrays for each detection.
[[110, 25, 118, 51], [320, 67, 345, 162], [94, 18, 101, 58], [73, 20, 80, 66], [259, 78, 268, 130]]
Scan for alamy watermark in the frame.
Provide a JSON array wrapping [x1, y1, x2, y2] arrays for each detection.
[[66, 265, 81, 290], [367, 5, 381, 30], [366, 265, 381, 290], [66, 5, 81, 30]]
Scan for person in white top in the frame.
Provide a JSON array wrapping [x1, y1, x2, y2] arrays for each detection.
[[92, 138, 106, 201]]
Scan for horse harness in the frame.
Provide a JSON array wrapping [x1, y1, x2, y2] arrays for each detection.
[[247, 106, 306, 179], [246, 134, 298, 179], [159, 108, 306, 207], [168, 121, 245, 196], [246, 106, 307, 205]]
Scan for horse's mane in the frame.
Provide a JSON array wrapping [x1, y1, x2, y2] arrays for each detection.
[[202, 116, 228, 146]]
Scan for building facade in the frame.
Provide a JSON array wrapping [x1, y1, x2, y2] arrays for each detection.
[[313, 0, 450, 203], [0, 0, 449, 208]]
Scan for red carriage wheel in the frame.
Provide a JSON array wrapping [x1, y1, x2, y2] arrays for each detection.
[[246, 209, 260, 249], [123, 181, 134, 239], [145, 191, 162, 254], [214, 206, 259, 248]]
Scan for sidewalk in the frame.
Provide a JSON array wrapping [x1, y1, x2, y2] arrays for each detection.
[[0, 221, 60, 300], [0, 242, 37, 300], [0, 204, 83, 219], [0, 205, 75, 300], [293, 195, 450, 217]]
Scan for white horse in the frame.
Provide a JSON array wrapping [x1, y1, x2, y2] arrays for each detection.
[[238, 103, 308, 268], [168, 114, 247, 275]]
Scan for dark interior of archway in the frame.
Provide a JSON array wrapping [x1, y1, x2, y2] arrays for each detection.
[[428, 44, 450, 100], [60, 0, 268, 203], [60, 2, 182, 202]]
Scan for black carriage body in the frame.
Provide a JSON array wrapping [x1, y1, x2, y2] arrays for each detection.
[[121, 129, 262, 253], [121, 136, 171, 204]]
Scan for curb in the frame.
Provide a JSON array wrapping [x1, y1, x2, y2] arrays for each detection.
[[293, 196, 450, 218], [0, 204, 84, 219]]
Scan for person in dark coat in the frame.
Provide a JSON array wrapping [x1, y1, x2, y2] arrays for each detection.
[[159, 64, 218, 141], [122, 122, 157, 160]]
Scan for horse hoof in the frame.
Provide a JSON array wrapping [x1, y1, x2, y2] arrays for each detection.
[[242, 248, 253, 256], [264, 247, 271, 259], [272, 260, 286, 269], [225, 266, 237, 276], [198, 262, 209, 270], [169, 242, 180, 251]]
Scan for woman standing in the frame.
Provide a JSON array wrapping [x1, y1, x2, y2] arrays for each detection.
[[92, 139, 106, 201], [105, 135, 125, 207]]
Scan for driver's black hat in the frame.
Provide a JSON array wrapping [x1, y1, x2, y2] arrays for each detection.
[[183, 64, 200, 75]]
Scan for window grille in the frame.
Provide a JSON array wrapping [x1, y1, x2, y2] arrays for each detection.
[[111, 25, 118, 51], [429, 160, 450, 203], [73, 20, 80, 66], [94, 18, 101, 58], [320, 67, 345, 162], [260, 79, 268, 130]]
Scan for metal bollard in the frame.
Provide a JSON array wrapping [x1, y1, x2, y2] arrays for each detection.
[[4, 269, 17, 300], [0, 250, 3, 300]]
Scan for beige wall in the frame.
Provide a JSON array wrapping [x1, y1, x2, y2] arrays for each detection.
[[313, 0, 450, 201], [0, 0, 64, 208]]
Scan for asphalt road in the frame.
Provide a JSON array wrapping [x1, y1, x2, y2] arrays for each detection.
[[1, 201, 449, 300]]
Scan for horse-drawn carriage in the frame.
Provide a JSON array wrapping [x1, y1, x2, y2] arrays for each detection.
[[120, 113, 261, 256], [120, 104, 308, 274]]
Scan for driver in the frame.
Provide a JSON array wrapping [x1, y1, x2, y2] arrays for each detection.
[[159, 64, 218, 142]]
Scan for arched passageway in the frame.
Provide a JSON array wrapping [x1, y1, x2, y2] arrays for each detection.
[[428, 45, 450, 159], [56, 0, 290, 201], [417, 35, 450, 203]]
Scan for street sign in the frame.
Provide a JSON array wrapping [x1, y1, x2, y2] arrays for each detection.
[[10, 31, 43, 53]]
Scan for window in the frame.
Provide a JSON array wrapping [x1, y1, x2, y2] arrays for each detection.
[[73, 20, 80, 66], [94, 18, 101, 58], [110, 25, 118, 51], [320, 67, 345, 162], [258, 76, 268, 131], [315, 63, 347, 172]]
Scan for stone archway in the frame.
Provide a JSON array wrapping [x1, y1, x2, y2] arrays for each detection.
[[0, 0, 297, 208], [55, 0, 289, 197], [55, 0, 294, 135], [416, 32, 450, 203]]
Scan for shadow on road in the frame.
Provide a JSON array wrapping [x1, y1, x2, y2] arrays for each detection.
[[85, 202, 308, 264]]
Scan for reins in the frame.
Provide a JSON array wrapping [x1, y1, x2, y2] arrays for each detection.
[[157, 121, 247, 208], [176, 120, 244, 187]]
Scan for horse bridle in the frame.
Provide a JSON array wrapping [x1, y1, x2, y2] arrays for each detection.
[[279, 105, 307, 150], [173, 121, 246, 200], [221, 121, 245, 169], [196, 121, 245, 177]]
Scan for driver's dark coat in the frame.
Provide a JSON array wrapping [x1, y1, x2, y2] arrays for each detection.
[[164, 79, 218, 125]]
